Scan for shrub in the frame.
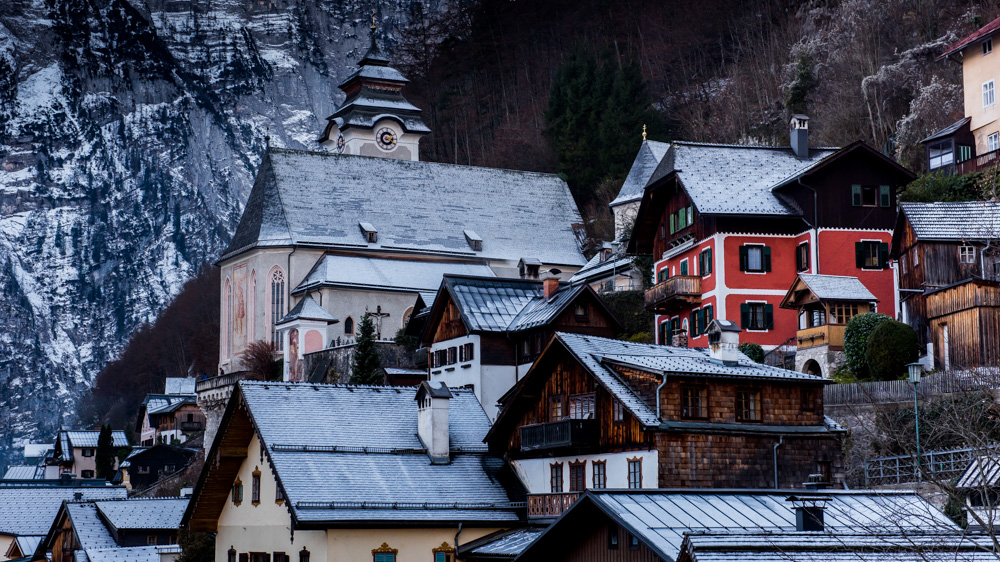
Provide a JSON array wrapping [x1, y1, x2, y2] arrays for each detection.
[[899, 171, 981, 202], [844, 312, 892, 380], [738, 342, 765, 363], [240, 340, 280, 381], [864, 320, 919, 381]]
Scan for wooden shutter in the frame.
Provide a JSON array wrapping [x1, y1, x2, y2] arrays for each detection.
[[706, 305, 714, 325], [705, 248, 712, 274], [669, 214, 675, 234], [879, 242, 889, 268], [740, 303, 750, 329], [851, 184, 862, 206], [764, 304, 774, 330], [879, 185, 891, 207], [681, 261, 688, 275], [855, 242, 864, 268], [762, 246, 772, 272], [690, 311, 698, 336], [739, 246, 748, 271]]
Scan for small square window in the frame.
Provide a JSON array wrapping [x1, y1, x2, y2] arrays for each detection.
[[736, 389, 762, 422], [81, 470, 95, 479], [681, 386, 707, 419], [985, 38, 994, 56], [82, 448, 94, 457], [612, 400, 624, 423], [569, 393, 595, 419], [608, 525, 619, 549], [628, 532, 640, 550], [147, 536, 157, 546], [960, 245, 976, 264]]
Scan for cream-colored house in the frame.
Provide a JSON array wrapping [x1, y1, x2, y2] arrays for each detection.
[[939, 17, 1000, 156], [182, 381, 524, 562], [48, 430, 130, 480]]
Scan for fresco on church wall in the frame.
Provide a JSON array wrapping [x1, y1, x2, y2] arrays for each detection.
[[288, 328, 302, 382], [232, 264, 248, 354]]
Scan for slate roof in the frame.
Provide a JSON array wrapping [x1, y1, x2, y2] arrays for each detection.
[[276, 294, 337, 325], [520, 490, 961, 561], [293, 253, 495, 295], [920, 117, 971, 144], [568, 254, 635, 284], [64, 502, 119, 551], [223, 148, 585, 267], [142, 394, 196, 416], [682, 533, 999, 562], [610, 140, 671, 207], [237, 381, 520, 524], [797, 274, 877, 302], [95, 498, 188, 531], [3, 465, 42, 480], [940, 15, 1000, 59], [956, 456, 1000, 488], [0, 486, 127, 536], [900, 201, 1000, 241]]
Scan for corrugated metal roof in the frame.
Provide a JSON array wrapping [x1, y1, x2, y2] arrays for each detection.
[[796, 274, 877, 302], [956, 456, 1000, 488], [95, 498, 188, 531], [583, 490, 960, 561], [0, 486, 127, 536], [238, 381, 519, 524], [294, 254, 495, 295], [901, 201, 1000, 241], [611, 140, 671, 207], [223, 148, 586, 267]]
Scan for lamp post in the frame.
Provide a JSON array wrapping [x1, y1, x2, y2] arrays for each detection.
[[908, 362, 923, 481]]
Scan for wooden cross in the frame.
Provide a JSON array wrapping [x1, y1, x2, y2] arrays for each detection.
[[370, 305, 391, 339]]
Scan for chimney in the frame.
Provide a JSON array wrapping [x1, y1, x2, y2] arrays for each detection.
[[706, 319, 741, 364], [672, 331, 688, 348], [415, 381, 452, 464], [543, 277, 560, 300], [790, 115, 809, 157], [787, 495, 829, 532], [73, 492, 83, 501]]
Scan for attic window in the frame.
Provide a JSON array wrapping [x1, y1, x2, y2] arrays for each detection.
[[985, 38, 994, 56], [464, 229, 483, 251], [359, 222, 378, 243]]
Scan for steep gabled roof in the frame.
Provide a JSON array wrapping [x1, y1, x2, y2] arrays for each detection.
[[276, 294, 337, 325], [222, 148, 585, 267], [781, 274, 878, 309], [610, 140, 671, 208], [95, 498, 188, 532], [939, 16, 1000, 60]]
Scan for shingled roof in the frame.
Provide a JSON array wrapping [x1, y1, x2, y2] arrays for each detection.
[[293, 253, 496, 295], [796, 274, 877, 302], [899, 201, 1000, 241], [0, 485, 126, 537], [222, 148, 585, 267], [939, 15, 1000, 60], [610, 140, 670, 207]]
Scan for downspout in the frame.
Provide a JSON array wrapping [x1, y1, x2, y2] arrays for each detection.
[[655, 374, 669, 420], [797, 178, 820, 274], [773, 435, 784, 489], [455, 522, 464, 554]]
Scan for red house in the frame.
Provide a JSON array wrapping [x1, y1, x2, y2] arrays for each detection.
[[626, 117, 915, 364]]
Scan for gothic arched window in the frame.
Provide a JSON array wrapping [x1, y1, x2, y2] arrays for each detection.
[[268, 267, 286, 350], [345, 316, 354, 335]]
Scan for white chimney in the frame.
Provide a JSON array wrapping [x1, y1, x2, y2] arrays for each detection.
[[706, 319, 742, 364], [416, 381, 452, 464], [790, 114, 809, 158]]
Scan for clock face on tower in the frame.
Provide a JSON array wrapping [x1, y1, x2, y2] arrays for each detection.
[[376, 127, 397, 151], [336, 134, 345, 154]]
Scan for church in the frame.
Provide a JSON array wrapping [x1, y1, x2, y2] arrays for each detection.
[[217, 26, 587, 379]]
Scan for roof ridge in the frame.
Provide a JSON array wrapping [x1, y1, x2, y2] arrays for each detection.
[[239, 380, 475, 393], [673, 141, 841, 151]]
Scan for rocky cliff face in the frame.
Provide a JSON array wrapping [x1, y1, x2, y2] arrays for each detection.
[[0, 0, 423, 467]]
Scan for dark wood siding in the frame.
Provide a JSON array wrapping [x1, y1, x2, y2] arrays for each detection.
[[653, 187, 697, 259], [928, 280, 1000, 369], [481, 334, 516, 366], [431, 297, 468, 343]]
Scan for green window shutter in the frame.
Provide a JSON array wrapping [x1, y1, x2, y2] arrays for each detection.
[[762, 246, 772, 272], [680, 261, 688, 276], [669, 214, 675, 234], [855, 242, 864, 268], [879, 185, 891, 207], [851, 184, 862, 206], [658, 322, 667, 345], [657, 269, 665, 283], [690, 311, 698, 336], [740, 304, 750, 329], [879, 242, 889, 268], [705, 248, 712, 274], [764, 304, 774, 330], [678, 208, 686, 228], [739, 246, 748, 271], [706, 305, 714, 325]]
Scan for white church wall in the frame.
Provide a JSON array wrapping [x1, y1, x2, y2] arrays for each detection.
[[316, 286, 422, 344]]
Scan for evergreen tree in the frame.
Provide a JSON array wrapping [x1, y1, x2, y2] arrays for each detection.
[[95, 424, 116, 481], [350, 313, 383, 385]]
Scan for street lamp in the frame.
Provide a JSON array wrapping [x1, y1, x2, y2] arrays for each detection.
[[908, 362, 923, 481]]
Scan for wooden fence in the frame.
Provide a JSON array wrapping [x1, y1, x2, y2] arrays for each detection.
[[824, 369, 1000, 406]]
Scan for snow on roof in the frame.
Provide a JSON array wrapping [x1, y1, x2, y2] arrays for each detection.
[[143, 394, 197, 415], [901, 201, 1000, 241], [65, 502, 119, 551], [294, 254, 496, 295], [568, 253, 634, 284], [3, 465, 42, 480], [439, 276, 591, 333], [237, 381, 519, 524], [797, 274, 877, 302], [13, 536, 42, 557], [163, 378, 196, 395], [276, 294, 337, 325], [461, 527, 546, 558], [63, 431, 129, 449], [610, 140, 671, 207], [920, 117, 971, 144], [94, 498, 188, 531], [223, 148, 585, 267], [956, 456, 1000, 488]]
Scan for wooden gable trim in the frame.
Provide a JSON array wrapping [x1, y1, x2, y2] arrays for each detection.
[[37, 501, 72, 557], [627, 170, 681, 255], [779, 276, 818, 310], [419, 279, 474, 345]]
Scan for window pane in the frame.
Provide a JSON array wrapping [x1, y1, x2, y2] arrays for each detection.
[[747, 247, 762, 270], [862, 186, 877, 206]]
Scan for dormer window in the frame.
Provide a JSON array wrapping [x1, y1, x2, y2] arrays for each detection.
[[519, 258, 541, 279], [985, 38, 993, 56], [464, 229, 482, 251], [359, 222, 378, 243]]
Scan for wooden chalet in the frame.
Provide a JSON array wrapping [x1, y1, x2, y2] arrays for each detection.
[[625, 123, 914, 356], [419, 274, 622, 420], [779, 274, 877, 377], [486, 324, 844, 520], [891, 201, 1000, 369]]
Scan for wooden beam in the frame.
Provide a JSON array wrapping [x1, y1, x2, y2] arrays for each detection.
[[218, 446, 248, 458]]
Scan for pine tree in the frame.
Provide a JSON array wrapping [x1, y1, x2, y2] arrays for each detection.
[[95, 424, 116, 481], [350, 313, 383, 385]]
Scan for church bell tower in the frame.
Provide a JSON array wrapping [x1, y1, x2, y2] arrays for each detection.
[[318, 13, 430, 161]]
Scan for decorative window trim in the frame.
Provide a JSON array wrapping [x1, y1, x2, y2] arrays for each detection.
[[372, 543, 398, 560], [592, 460, 607, 489], [569, 460, 587, 492], [251, 467, 261, 506], [627, 457, 642, 489], [433, 542, 456, 562], [232, 478, 243, 506]]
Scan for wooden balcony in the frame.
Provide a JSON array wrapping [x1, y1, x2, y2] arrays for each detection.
[[644, 276, 701, 314], [957, 148, 1000, 175], [796, 324, 846, 350], [527, 492, 581, 519], [520, 419, 597, 452]]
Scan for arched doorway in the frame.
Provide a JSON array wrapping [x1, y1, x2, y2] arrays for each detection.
[[802, 359, 822, 377]]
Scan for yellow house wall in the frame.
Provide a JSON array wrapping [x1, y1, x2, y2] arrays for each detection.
[[962, 40, 1000, 152], [215, 436, 505, 562]]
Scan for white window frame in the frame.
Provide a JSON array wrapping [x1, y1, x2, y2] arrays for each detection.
[[989, 132, 1000, 152], [985, 38, 994, 56], [984, 80, 996, 108], [960, 245, 976, 264]]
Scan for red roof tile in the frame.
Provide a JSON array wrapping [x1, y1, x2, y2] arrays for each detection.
[[939, 15, 1000, 60]]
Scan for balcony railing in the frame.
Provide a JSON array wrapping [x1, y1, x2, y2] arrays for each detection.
[[644, 276, 701, 313], [527, 492, 581, 519], [957, 147, 1000, 175], [520, 419, 597, 452], [796, 324, 846, 350]]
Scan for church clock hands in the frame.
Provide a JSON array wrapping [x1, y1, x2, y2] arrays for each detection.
[[376, 127, 397, 150]]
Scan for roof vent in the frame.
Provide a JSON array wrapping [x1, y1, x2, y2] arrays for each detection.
[[790, 114, 809, 158], [359, 222, 378, 243], [73, 492, 83, 500], [464, 230, 482, 251], [787, 495, 829, 532], [706, 319, 741, 363], [519, 258, 541, 280]]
